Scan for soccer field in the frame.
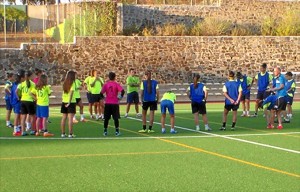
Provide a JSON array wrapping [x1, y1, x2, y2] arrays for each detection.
[[0, 102, 299, 192]]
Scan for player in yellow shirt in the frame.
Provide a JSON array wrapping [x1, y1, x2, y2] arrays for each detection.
[[89, 70, 104, 120], [73, 72, 86, 123], [31, 74, 54, 137], [17, 71, 36, 136], [160, 91, 177, 134], [61, 70, 77, 138], [83, 70, 95, 119]]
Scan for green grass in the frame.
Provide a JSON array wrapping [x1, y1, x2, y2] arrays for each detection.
[[0, 102, 300, 192]]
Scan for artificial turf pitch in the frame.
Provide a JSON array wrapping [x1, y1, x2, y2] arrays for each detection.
[[0, 102, 299, 192]]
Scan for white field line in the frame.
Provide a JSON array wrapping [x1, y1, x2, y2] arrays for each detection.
[[1, 132, 300, 141], [127, 117, 300, 154]]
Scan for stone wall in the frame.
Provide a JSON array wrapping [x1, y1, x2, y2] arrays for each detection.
[[1, 36, 299, 85], [120, 0, 300, 31]]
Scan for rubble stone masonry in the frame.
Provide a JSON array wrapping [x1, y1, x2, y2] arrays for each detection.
[[1, 36, 299, 85]]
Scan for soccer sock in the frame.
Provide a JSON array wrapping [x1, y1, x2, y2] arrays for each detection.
[[14, 126, 18, 132], [243, 111, 246, 115], [246, 111, 250, 115], [196, 125, 200, 130], [143, 125, 146, 130], [115, 127, 119, 133], [171, 128, 175, 132], [232, 122, 236, 128], [162, 128, 166, 132], [26, 122, 31, 129], [6, 121, 11, 125], [205, 124, 209, 128], [149, 125, 152, 130], [80, 114, 84, 120], [73, 115, 76, 120], [104, 127, 107, 132], [222, 122, 226, 128]]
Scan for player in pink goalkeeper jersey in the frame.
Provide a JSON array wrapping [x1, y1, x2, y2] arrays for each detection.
[[100, 72, 125, 136]]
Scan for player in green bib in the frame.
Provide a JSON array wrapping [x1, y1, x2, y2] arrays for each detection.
[[31, 74, 54, 137], [125, 68, 141, 118], [61, 70, 77, 138], [89, 70, 104, 120], [17, 71, 36, 136], [83, 70, 94, 119], [73, 72, 86, 123], [160, 91, 177, 134]]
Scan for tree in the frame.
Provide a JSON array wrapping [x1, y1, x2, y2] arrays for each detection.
[[0, 7, 28, 32], [20, 0, 56, 5]]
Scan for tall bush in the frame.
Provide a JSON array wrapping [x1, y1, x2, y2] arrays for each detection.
[[190, 18, 231, 36]]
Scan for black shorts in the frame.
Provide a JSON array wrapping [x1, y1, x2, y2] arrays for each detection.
[[61, 103, 76, 114], [20, 101, 36, 115], [76, 98, 81, 104], [104, 104, 120, 120], [224, 104, 239, 111], [91, 94, 104, 103], [191, 102, 207, 114], [127, 91, 139, 104], [142, 101, 157, 111], [274, 97, 287, 111], [256, 91, 270, 101], [241, 93, 250, 101], [86, 92, 92, 103]]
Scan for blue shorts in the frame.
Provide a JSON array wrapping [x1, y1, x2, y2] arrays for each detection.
[[36, 105, 49, 118], [127, 91, 139, 104], [160, 100, 175, 115], [5, 99, 13, 110], [12, 102, 21, 114], [286, 96, 293, 105]]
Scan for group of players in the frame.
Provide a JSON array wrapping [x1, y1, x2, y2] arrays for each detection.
[[3, 63, 296, 137]]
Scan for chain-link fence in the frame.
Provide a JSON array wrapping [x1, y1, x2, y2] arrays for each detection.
[[0, 0, 221, 48]]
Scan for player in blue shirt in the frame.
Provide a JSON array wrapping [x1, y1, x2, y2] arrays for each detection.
[[284, 72, 296, 120], [266, 67, 287, 129], [139, 71, 159, 133], [4, 73, 14, 128], [262, 92, 277, 129], [252, 63, 273, 117], [220, 71, 242, 131]]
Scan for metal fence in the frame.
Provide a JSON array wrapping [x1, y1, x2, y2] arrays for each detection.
[[0, 0, 222, 48]]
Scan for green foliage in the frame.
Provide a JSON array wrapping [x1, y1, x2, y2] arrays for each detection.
[[231, 24, 256, 36], [156, 23, 188, 36], [190, 18, 231, 36], [261, 9, 300, 36], [261, 16, 278, 36], [123, 24, 140, 36], [276, 9, 300, 36], [45, 2, 117, 43], [0, 6, 27, 21], [20, 0, 56, 5], [45, 23, 65, 43]]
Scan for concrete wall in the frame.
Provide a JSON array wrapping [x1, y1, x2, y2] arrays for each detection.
[[1, 36, 299, 85]]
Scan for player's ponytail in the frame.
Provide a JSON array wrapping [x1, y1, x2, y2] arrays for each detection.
[[25, 70, 33, 88], [193, 74, 200, 89]]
